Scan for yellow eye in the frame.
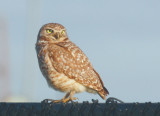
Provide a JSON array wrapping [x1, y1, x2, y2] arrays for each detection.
[[46, 29, 53, 33], [61, 30, 65, 34]]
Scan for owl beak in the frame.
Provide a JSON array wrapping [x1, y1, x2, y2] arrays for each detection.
[[54, 32, 60, 39]]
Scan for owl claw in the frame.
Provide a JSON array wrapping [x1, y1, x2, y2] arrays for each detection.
[[62, 97, 77, 103], [51, 99, 64, 103]]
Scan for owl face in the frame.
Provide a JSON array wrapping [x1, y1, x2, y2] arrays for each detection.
[[38, 23, 68, 43]]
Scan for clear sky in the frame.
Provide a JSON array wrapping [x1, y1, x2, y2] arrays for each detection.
[[0, 0, 160, 102]]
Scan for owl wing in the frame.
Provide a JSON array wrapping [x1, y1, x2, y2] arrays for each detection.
[[48, 41, 108, 96]]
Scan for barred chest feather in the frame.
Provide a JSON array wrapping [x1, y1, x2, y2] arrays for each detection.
[[38, 48, 87, 93]]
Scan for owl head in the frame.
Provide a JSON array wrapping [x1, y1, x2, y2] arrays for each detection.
[[37, 23, 68, 43]]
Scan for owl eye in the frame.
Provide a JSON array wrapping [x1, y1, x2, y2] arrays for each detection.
[[46, 29, 53, 33], [61, 30, 65, 34]]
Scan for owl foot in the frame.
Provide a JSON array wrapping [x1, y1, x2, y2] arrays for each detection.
[[62, 97, 77, 103], [51, 99, 64, 103], [50, 97, 77, 103], [45, 91, 77, 103]]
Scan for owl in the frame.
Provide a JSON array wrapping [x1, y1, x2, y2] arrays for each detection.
[[36, 23, 109, 103]]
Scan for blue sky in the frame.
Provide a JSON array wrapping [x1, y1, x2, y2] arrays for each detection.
[[0, 0, 160, 102]]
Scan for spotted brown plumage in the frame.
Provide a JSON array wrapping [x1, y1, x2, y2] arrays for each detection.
[[36, 23, 109, 103]]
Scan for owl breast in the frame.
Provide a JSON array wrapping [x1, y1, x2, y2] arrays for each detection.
[[37, 45, 87, 93]]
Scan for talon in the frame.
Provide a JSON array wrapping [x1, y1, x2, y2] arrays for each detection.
[[62, 98, 70, 103], [52, 99, 63, 103]]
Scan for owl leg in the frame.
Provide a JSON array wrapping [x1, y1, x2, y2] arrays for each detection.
[[69, 91, 77, 101], [50, 92, 71, 103], [62, 91, 77, 103], [51, 91, 77, 103]]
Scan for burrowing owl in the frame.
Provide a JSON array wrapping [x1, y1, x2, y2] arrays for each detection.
[[36, 23, 109, 103]]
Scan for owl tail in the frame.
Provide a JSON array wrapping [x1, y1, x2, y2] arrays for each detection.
[[98, 87, 109, 100]]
